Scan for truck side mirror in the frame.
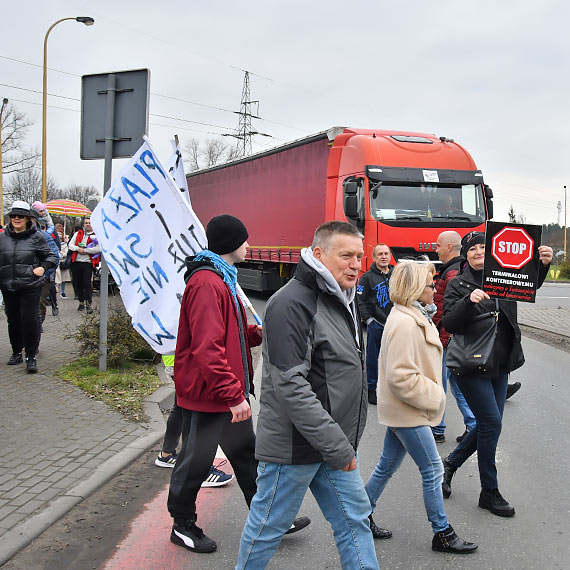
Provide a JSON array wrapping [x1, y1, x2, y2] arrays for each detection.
[[343, 180, 359, 218], [484, 185, 494, 219], [343, 178, 365, 228]]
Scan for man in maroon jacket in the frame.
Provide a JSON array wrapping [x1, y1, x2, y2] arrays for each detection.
[[167, 215, 308, 554], [432, 231, 476, 443]]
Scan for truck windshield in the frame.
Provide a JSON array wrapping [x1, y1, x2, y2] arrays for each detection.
[[369, 183, 486, 223]]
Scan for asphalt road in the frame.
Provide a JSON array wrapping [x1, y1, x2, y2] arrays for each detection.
[[4, 292, 570, 570], [535, 282, 570, 309]]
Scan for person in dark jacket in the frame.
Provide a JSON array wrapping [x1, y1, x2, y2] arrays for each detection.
[[31, 209, 60, 321], [432, 231, 475, 443], [357, 243, 393, 405], [0, 201, 57, 373], [167, 214, 308, 554], [441, 231, 552, 517], [236, 221, 379, 570]]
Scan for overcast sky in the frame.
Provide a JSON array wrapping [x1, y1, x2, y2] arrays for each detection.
[[1, 0, 569, 225]]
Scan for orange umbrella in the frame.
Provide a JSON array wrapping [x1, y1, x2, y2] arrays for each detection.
[[46, 199, 91, 217]]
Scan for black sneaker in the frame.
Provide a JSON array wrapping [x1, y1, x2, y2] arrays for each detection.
[[433, 433, 446, 443], [52, 305, 59, 316], [7, 353, 23, 365], [368, 390, 377, 405], [170, 520, 217, 553], [285, 515, 311, 534], [506, 382, 521, 400], [60, 292, 67, 299], [26, 357, 38, 374], [369, 514, 392, 539], [78, 303, 85, 311]]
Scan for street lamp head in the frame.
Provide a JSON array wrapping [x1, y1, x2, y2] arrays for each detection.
[[2, 98, 8, 106], [76, 16, 95, 26]]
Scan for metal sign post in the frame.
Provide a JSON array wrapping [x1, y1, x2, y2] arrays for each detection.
[[81, 69, 150, 371]]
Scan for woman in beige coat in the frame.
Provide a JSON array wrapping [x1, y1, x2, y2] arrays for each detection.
[[365, 260, 477, 554]]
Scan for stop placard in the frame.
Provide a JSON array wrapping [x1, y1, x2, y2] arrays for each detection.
[[491, 227, 534, 269]]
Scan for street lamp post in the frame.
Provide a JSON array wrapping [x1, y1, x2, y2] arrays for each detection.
[[0, 97, 8, 227], [42, 16, 94, 203]]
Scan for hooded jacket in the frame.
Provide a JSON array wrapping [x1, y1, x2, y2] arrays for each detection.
[[0, 224, 57, 292], [442, 261, 549, 376], [174, 258, 262, 413], [377, 304, 445, 427], [255, 251, 367, 470], [357, 263, 394, 325], [433, 255, 463, 348]]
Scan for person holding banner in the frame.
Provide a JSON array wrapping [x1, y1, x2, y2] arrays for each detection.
[[167, 214, 309, 554], [440, 231, 552, 517]]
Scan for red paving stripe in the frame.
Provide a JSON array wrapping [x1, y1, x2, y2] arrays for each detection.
[[102, 463, 233, 570]]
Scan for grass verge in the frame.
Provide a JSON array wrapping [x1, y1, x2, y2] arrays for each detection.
[[546, 265, 570, 282], [56, 356, 162, 422]]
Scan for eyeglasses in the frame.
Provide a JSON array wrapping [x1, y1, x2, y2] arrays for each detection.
[[9, 214, 26, 219], [425, 283, 436, 290]]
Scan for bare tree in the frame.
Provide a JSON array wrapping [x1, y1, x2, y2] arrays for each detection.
[[4, 168, 59, 206], [61, 184, 99, 205], [183, 137, 240, 172], [508, 204, 526, 224], [184, 138, 200, 172], [1, 103, 39, 175]]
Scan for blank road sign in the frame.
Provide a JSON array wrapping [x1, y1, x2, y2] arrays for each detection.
[[81, 69, 150, 160]]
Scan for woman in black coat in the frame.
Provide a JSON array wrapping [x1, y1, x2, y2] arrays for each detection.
[[0, 201, 57, 373], [440, 231, 552, 517]]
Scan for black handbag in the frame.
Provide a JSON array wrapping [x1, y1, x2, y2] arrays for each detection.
[[446, 299, 500, 376], [60, 254, 72, 270]]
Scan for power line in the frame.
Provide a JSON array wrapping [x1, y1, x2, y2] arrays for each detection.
[[0, 54, 310, 134]]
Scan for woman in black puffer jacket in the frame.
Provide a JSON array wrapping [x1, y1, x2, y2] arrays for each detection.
[[440, 231, 552, 518], [0, 201, 57, 373]]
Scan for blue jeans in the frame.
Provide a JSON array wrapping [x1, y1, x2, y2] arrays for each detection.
[[432, 349, 476, 435], [365, 321, 384, 391], [447, 373, 508, 489], [365, 426, 448, 533], [236, 459, 379, 570]]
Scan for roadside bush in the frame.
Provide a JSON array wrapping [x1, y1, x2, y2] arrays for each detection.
[[560, 260, 570, 279], [71, 306, 158, 367]]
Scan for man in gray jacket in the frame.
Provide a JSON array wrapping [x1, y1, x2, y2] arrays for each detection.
[[235, 221, 379, 570]]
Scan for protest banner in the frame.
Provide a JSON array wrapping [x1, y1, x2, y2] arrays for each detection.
[[90, 137, 206, 354], [166, 139, 192, 206], [483, 221, 542, 303]]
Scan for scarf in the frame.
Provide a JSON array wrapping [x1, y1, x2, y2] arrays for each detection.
[[413, 301, 437, 324], [194, 249, 239, 307]]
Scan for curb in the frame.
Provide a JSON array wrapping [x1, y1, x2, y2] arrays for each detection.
[[0, 365, 174, 567]]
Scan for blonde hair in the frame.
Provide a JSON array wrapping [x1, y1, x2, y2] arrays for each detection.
[[389, 259, 435, 306]]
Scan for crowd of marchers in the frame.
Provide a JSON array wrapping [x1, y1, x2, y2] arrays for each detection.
[[0, 200, 101, 374], [1, 200, 553, 567], [152, 214, 553, 570]]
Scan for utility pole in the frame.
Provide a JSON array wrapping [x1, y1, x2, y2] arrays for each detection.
[[222, 71, 271, 158]]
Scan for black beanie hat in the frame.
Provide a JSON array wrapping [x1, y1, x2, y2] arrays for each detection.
[[461, 231, 485, 258], [206, 214, 249, 255]]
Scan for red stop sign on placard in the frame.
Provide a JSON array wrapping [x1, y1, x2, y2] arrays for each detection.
[[491, 227, 534, 269]]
